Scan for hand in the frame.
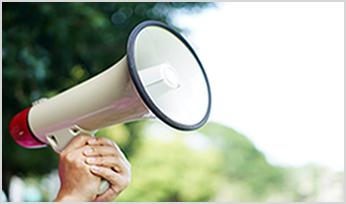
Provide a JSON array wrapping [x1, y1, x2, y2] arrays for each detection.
[[84, 137, 131, 202], [54, 135, 101, 201]]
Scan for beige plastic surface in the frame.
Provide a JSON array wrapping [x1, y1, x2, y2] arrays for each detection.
[[28, 56, 149, 144]]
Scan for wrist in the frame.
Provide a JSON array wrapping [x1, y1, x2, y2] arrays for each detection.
[[54, 190, 87, 202]]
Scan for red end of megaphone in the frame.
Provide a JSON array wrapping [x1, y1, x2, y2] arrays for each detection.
[[9, 107, 46, 148]]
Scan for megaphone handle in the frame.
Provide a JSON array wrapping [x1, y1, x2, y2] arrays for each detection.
[[98, 179, 110, 195], [45, 125, 111, 195]]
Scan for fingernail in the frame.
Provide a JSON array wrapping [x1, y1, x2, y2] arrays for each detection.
[[88, 138, 97, 144], [107, 140, 114, 145], [83, 147, 93, 155], [86, 157, 96, 163], [90, 165, 100, 172]]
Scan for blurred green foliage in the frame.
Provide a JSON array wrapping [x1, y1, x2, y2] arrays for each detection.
[[116, 133, 222, 201], [97, 122, 286, 202], [2, 2, 303, 202], [201, 123, 286, 200]]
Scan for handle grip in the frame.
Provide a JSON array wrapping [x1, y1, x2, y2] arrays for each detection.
[[98, 179, 110, 195], [45, 125, 110, 195]]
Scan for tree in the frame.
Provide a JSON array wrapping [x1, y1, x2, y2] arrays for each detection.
[[115, 130, 223, 201], [200, 122, 286, 200]]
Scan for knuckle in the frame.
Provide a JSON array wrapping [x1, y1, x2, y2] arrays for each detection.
[[126, 161, 131, 169], [65, 153, 74, 163], [102, 168, 109, 175], [98, 137, 108, 141], [88, 147, 98, 155], [121, 173, 131, 186], [111, 148, 118, 155], [128, 167, 132, 176], [59, 151, 67, 159], [75, 160, 85, 168], [94, 149, 101, 156], [122, 161, 131, 171], [125, 176, 131, 186], [97, 167, 106, 174], [77, 134, 90, 140], [94, 157, 102, 164], [121, 178, 130, 189], [111, 186, 121, 195], [102, 138, 114, 145]]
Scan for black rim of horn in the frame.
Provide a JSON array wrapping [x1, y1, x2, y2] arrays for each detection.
[[127, 20, 211, 131]]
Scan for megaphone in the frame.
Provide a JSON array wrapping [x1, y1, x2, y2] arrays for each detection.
[[9, 20, 211, 193]]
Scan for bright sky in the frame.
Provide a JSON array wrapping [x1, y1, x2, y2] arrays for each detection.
[[172, 2, 344, 171]]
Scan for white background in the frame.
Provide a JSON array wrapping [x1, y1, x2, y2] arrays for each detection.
[[173, 2, 344, 171]]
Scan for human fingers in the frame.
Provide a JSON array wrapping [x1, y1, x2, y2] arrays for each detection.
[[87, 138, 129, 165], [85, 156, 129, 173], [89, 166, 130, 187], [83, 145, 118, 157], [87, 137, 114, 147]]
